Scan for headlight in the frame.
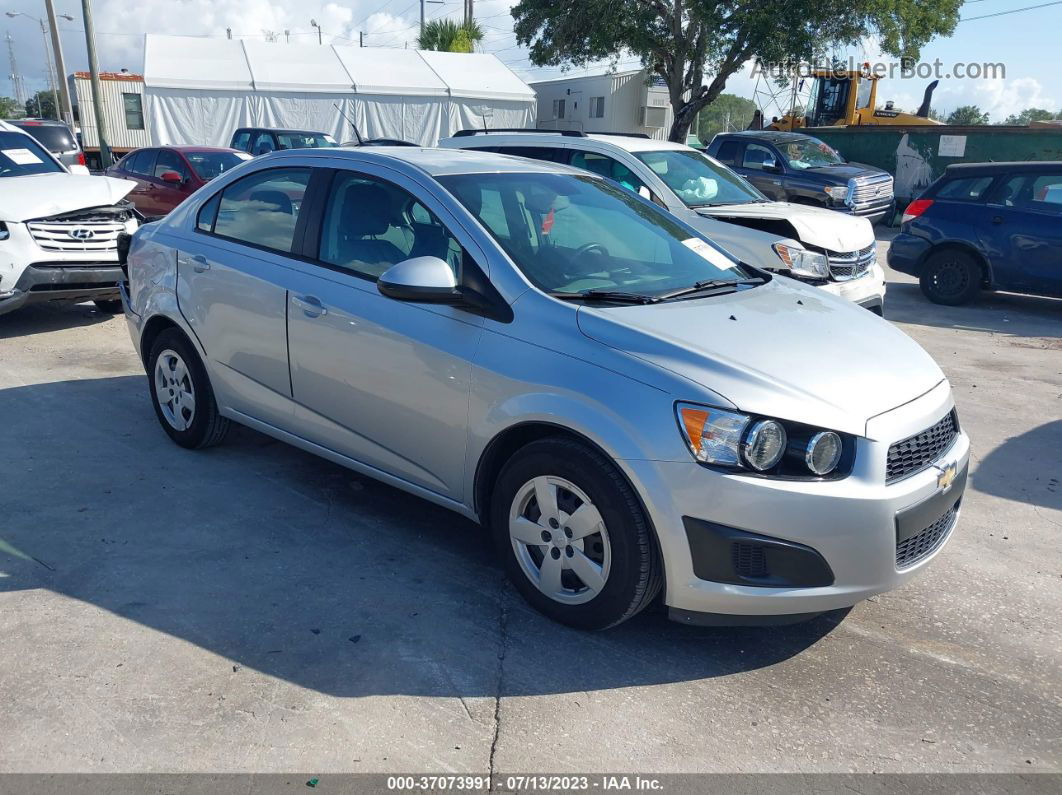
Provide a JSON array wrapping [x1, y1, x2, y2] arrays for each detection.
[[0, 222, 9, 241], [772, 242, 829, 279], [677, 403, 850, 477], [823, 186, 848, 200]]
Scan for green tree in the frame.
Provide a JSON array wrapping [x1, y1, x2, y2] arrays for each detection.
[[512, 0, 962, 142], [946, 105, 989, 125], [0, 96, 23, 118], [417, 18, 484, 53], [24, 89, 57, 119], [694, 93, 757, 141], [1001, 107, 1060, 126]]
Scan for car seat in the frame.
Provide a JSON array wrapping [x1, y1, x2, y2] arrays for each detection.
[[330, 182, 406, 275]]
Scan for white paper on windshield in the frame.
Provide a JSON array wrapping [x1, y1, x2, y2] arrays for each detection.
[[3, 148, 43, 165], [682, 237, 737, 270], [234, 152, 253, 160]]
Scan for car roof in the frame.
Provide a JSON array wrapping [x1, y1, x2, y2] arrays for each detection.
[[442, 130, 690, 154], [943, 161, 1062, 175], [164, 145, 244, 153], [267, 145, 587, 177], [714, 131, 812, 144], [239, 127, 329, 135], [7, 118, 71, 128]]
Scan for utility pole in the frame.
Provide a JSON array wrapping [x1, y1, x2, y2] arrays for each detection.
[[44, 0, 75, 126], [6, 32, 27, 106], [419, 0, 444, 39], [359, 31, 364, 48], [464, 0, 474, 26], [310, 19, 322, 45], [80, 0, 111, 167], [37, 19, 60, 120]]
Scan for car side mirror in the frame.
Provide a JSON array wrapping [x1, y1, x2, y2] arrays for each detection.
[[378, 256, 462, 304], [763, 159, 783, 174], [161, 170, 183, 184]]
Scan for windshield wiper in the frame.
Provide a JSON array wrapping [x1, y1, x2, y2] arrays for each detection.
[[657, 277, 765, 301], [550, 289, 661, 304]]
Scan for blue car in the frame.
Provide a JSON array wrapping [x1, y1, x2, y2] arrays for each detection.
[[889, 162, 1062, 305]]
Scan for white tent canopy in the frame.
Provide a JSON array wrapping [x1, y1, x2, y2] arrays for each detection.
[[142, 35, 535, 147]]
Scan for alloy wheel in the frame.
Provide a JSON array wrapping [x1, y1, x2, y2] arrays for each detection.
[[154, 349, 196, 432]]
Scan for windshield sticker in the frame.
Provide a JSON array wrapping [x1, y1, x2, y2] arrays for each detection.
[[3, 148, 43, 165], [541, 208, 555, 235], [234, 152, 253, 160], [682, 237, 736, 270]]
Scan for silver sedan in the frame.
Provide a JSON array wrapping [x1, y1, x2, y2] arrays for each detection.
[[121, 146, 969, 629]]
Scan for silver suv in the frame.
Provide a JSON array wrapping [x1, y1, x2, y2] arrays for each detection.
[[121, 147, 968, 629]]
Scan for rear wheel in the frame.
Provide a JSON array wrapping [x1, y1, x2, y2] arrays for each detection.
[[919, 250, 982, 305], [490, 437, 662, 630], [93, 299, 123, 314], [147, 329, 230, 449]]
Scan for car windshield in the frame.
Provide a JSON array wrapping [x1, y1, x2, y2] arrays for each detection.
[[438, 172, 758, 298], [13, 122, 76, 153], [185, 151, 250, 181], [276, 132, 337, 149], [780, 137, 845, 170], [0, 131, 64, 177], [633, 149, 765, 207]]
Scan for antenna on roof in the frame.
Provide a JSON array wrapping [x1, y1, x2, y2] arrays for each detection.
[[334, 103, 363, 145]]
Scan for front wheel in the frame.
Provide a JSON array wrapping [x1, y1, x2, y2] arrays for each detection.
[[490, 437, 662, 630], [147, 328, 230, 449], [919, 250, 982, 305]]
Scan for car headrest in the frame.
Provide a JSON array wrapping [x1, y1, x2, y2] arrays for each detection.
[[249, 190, 292, 214], [340, 182, 392, 236]]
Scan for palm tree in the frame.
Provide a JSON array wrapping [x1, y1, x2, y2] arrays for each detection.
[[417, 18, 483, 53]]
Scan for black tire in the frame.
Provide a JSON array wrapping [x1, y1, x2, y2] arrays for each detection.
[[490, 437, 662, 630], [93, 299, 124, 314], [147, 328, 230, 449], [919, 249, 982, 305]]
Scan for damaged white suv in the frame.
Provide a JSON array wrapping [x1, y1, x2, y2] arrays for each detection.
[[440, 130, 886, 313], [0, 120, 138, 317]]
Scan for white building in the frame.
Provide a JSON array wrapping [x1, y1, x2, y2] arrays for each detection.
[[139, 35, 536, 148], [528, 69, 673, 140], [68, 70, 150, 165]]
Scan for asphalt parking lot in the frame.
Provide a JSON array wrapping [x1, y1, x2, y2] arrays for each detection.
[[0, 234, 1059, 776]]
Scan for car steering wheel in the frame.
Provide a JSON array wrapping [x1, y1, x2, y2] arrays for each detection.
[[572, 242, 610, 266]]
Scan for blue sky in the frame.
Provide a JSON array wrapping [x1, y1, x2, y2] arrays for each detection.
[[4, 0, 1059, 123]]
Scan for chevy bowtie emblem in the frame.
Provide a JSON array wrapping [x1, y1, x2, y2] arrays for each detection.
[[70, 228, 96, 240], [936, 463, 957, 492]]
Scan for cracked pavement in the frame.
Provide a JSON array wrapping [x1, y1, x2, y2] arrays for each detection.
[[0, 237, 1059, 774]]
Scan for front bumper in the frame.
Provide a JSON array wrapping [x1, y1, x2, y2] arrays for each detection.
[[816, 263, 887, 312], [0, 262, 123, 316], [624, 381, 969, 621]]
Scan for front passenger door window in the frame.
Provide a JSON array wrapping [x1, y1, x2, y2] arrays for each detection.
[[318, 172, 463, 279]]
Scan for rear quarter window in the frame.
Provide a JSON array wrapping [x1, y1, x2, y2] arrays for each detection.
[[935, 175, 995, 201]]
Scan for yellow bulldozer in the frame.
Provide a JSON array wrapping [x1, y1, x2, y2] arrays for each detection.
[[761, 69, 942, 130]]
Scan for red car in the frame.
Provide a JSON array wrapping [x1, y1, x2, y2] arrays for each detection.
[[106, 146, 251, 217]]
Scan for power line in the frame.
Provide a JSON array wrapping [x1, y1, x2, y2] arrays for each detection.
[[961, 0, 1062, 21]]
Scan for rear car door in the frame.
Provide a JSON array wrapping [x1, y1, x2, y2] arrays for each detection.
[[983, 169, 1062, 296], [126, 149, 159, 215], [177, 166, 314, 427], [282, 166, 484, 500]]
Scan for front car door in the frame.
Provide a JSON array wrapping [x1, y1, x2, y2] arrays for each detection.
[[177, 166, 314, 427], [734, 142, 786, 200], [282, 163, 485, 501], [983, 168, 1062, 296], [150, 148, 194, 214]]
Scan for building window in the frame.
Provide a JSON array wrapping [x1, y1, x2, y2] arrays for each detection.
[[552, 99, 566, 120], [589, 97, 605, 118], [123, 93, 144, 131]]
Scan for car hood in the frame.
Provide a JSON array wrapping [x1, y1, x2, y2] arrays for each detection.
[[576, 278, 943, 436], [681, 213, 786, 269], [799, 162, 886, 182], [696, 201, 874, 252], [0, 173, 136, 222]]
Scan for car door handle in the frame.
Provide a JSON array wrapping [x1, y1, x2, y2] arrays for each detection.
[[190, 254, 210, 273], [292, 294, 327, 317], [992, 216, 1004, 224]]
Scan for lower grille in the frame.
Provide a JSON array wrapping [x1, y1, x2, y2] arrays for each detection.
[[897, 505, 957, 568], [887, 410, 959, 483], [827, 243, 877, 281], [732, 542, 769, 579]]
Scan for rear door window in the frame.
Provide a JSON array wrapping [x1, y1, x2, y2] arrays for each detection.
[[212, 167, 312, 253], [996, 172, 1062, 215], [569, 151, 647, 192], [130, 149, 157, 176], [713, 140, 742, 166]]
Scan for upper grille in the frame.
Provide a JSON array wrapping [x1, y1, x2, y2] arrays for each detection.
[[827, 243, 877, 281], [897, 504, 957, 568], [851, 173, 894, 207], [887, 410, 959, 483], [26, 205, 132, 253]]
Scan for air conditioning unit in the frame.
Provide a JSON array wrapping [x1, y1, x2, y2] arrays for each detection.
[[641, 106, 668, 128]]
